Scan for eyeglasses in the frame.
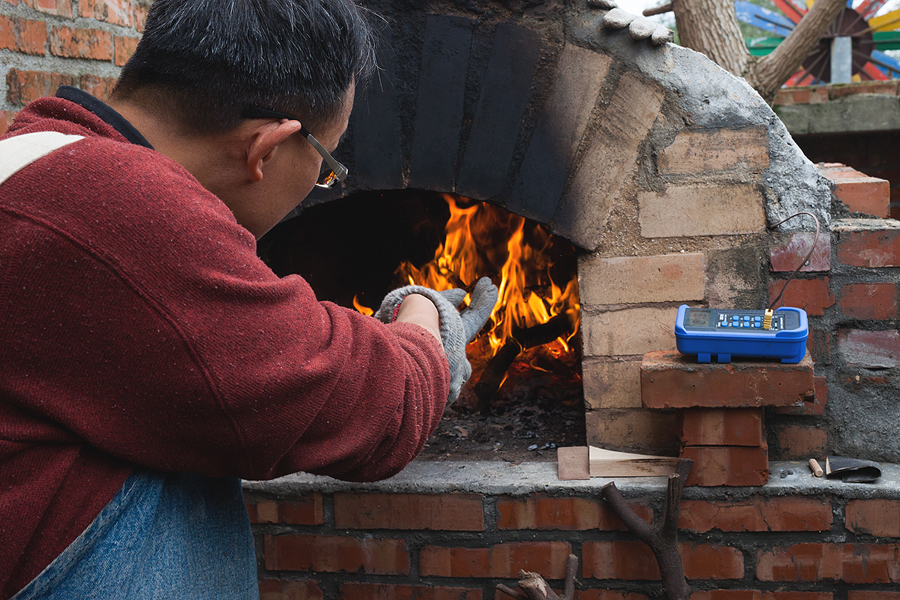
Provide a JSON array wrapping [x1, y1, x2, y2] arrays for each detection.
[[242, 106, 348, 189]]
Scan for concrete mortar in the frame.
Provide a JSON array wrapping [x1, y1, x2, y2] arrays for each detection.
[[566, 5, 832, 231], [244, 459, 900, 501]]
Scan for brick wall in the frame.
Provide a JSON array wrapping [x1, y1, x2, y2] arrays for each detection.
[[766, 166, 899, 462], [0, 0, 146, 132], [244, 465, 900, 599]]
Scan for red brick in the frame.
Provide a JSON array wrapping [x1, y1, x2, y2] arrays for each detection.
[[774, 87, 809, 105], [691, 592, 764, 600], [49, 26, 114, 60], [681, 408, 763, 446], [682, 444, 769, 487], [768, 278, 834, 316], [838, 329, 900, 369], [115, 35, 139, 66], [832, 177, 891, 218], [849, 593, 900, 600], [6, 68, 78, 105], [334, 493, 484, 531], [258, 578, 323, 600], [133, 1, 149, 31], [578, 592, 649, 600], [80, 0, 132, 26], [78, 74, 117, 103], [836, 224, 900, 268], [264, 534, 411, 575], [680, 496, 832, 532], [0, 15, 47, 54], [828, 81, 900, 99], [809, 87, 829, 103], [846, 500, 900, 538], [582, 541, 743, 580], [21, 0, 74, 17], [496, 496, 653, 531], [839, 283, 899, 320], [692, 593, 831, 600], [245, 493, 323, 525], [776, 375, 827, 415], [771, 424, 827, 460], [770, 232, 831, 273], [757, 543, 900, 583], [641, 351, 816, 409], [0, 111, 17, 135], [419, 542, 571, 579], [341, 583, 482, 600]]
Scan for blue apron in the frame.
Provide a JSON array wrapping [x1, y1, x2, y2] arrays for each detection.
[[12, 471, 259, 600]]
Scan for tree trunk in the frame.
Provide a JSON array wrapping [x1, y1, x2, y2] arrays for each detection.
[[672, 0, 750, 75]]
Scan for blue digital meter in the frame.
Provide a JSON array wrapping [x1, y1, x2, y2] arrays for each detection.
[[675, 304, 808, 364]]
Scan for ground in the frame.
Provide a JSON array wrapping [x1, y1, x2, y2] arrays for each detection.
[[416, 348, 586, 462]]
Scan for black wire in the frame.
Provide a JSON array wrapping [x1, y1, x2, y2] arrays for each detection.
[[768, 211, 821, 310]]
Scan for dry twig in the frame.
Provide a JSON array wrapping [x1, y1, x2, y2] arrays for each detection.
[[601, 458, 694, 600], [497, 554, 579, 600]]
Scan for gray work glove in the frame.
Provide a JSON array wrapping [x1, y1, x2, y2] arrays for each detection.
[[590, 0, 675, 46], [375, 277, 499, 405]]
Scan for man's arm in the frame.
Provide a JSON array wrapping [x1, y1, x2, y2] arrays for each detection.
[[394, 294, 442, 346]]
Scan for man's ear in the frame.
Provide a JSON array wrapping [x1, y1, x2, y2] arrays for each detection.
[[246, 120, 305, 182]]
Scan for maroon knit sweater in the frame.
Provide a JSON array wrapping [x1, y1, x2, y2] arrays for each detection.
[[0, 97, 449, 597]]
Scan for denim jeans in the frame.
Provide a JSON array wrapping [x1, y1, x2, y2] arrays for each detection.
[[12, 470, 258, 600]]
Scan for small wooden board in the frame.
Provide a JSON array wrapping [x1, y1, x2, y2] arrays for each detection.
[[558, 446, 678, 480]]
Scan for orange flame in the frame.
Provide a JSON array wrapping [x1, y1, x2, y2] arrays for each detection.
[[386, 194, 580, 360]]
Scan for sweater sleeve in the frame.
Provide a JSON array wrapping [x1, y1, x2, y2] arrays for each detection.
[[0, 134, 450, 483]]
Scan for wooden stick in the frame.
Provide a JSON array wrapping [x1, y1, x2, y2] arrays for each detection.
[[809, 458, 824, 477], [643, 2, 673, 16]]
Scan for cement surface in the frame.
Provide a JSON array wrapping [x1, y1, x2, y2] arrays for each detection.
[[244, 460, 900, 500], [775, 94, 900, 135]]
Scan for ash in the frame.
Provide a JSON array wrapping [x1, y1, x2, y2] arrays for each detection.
[[416, 352, 586, 463]]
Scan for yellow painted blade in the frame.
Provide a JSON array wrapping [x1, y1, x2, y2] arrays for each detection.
[[806, 0, 814, 9], [870, 7, 900, 32]]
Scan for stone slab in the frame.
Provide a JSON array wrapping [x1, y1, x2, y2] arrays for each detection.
[[351, 34, 404, 191], [507, 44, 610, 223], [555, 72, 664, 250], [638, 184, 766, 238], [408, 14, 473, 192], [456, 23, 542, 201], [579, 252, 705, 305]]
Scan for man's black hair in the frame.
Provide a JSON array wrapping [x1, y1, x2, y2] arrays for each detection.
[[113, 0, 377, 135]]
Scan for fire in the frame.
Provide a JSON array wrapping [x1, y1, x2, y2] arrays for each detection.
[[364, 194, 580, 362]]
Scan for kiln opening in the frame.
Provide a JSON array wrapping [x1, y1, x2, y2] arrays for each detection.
[[259, 190, 587, 461]]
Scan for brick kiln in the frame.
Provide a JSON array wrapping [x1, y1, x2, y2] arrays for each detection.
[[267, 0, 850, 459], [4, 0, 900, 597]]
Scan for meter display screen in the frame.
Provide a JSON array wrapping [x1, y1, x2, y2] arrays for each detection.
[[687, 310, 710, 327]]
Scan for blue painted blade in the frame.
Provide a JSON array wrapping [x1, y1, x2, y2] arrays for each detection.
[[870, 50, 900, 77], [735, 0, 795, 36]]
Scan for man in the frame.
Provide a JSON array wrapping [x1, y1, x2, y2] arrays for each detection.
[[0, 0, 496, 597]]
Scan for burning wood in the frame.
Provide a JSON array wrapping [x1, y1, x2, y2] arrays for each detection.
[[474, 310, 578, 413], [362, 194, 581, 402]]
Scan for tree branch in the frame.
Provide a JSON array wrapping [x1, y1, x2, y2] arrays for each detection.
[[601, 458, 694, 600]]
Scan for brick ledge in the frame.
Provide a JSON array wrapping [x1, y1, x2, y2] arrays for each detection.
[[243, 460, 900, 500]]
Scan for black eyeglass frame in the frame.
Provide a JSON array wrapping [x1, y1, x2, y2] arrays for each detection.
[[242, 106, 348, 189]]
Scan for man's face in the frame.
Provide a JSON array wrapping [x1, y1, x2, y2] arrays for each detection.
[[233, 83, 355, 239]]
